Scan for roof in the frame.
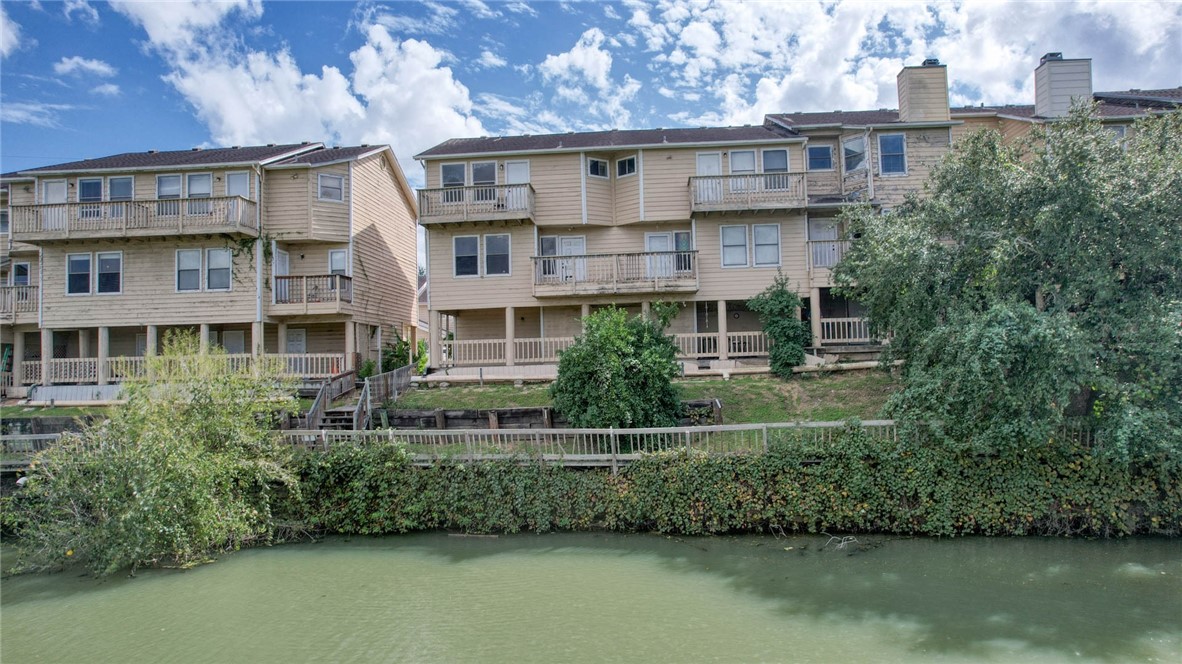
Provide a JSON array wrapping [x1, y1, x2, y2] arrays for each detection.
[[270, 145, 385, 166], [415, 125, 797, 158], [15, 143, 322, 174], [767, 109, 906, 128]]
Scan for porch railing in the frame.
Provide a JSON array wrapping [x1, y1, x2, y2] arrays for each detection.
[[273, 275, 353, 305], [10, 196, 257, 238], [0, 285, 38, 316], [20, 353, 348, 385], [418, 183, 535, 222], [727, 331, 769, 357], [532, 251, 697, 292], [514, 337, 576, 363], [271, 353, 348, 378], [689, 172, 807, 210], [673, 333, 720, 358], [820, 318, 871, 344], [808, 240, 850, 269], [441, 339, 506, 367]]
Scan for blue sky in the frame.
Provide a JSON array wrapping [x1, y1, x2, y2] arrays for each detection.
[[2, 0, 1181, 185]]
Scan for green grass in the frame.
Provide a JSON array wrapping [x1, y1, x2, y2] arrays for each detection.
[[394, 370, 899, 423]]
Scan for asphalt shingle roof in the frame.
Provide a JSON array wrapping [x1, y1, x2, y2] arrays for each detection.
[[272, 145, 385, 165], [17, 143, 320, 174], [415, 125, 796, 158]]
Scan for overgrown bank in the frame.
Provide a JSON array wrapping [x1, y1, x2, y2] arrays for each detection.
[[293, 427, 1181, 538]]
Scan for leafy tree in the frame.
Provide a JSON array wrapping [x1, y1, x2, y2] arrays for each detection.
[[834, 104, 1182, 459], [3, 331, 300, 576], [551, 304, 682, 428], [746, 272, 813, 378]]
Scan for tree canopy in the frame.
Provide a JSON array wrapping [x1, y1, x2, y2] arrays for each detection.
[[834, 105, 1182, 459]]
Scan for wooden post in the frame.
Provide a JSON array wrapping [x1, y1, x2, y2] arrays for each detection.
[[276, 323, 287, 355], [504, 306, 516, 367], [809, 287, 823, 347], [40, 328, 51, 386], [146, 325, 158, 357], [542, 407, 553, 429], [610, 428, 619, 476], [713, 398, 723, 425], [488, 410, 500, 429], [429, 310, 442, 370], [434, 408, 446, 430], [641, 300, 651, 320], [251, 321, 264, 357], [199, 323, 210, 354], [344, 321, 355, 369], [13, 329, 25, 387], [78, 329, 91, 359], [718, 300, 729, 361], [581, 303, 591, 332], [97, 326, 109, 385]]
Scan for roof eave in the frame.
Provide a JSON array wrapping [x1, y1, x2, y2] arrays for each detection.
[[415, 136, 808, 160]]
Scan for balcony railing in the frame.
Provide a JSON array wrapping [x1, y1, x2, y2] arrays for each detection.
[[273, 275, 353, 305], [820, 318, 871, 344], [531, 251, 698, 296], [0, 285, 38, 317], [418, 184, 535, 223], [20, 352, 349, 385], [808, 240, 851, 269], [10, 196, 258, 241], [689, 172, 807, 212]]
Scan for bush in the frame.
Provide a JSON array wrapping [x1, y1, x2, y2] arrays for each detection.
[[382, 331, 428, 375], [746, 272, 813, 378], [3, 331, 300, 576], [550, 304, 682, 428]]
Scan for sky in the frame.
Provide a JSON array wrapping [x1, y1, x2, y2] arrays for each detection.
[[2, 0, 1181, 187]]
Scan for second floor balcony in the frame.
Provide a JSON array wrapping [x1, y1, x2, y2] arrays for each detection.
[[10, 196, 258, 243], [419, 184, 536, 224], [531, 250, 698, 297], [271, 274, 353, 315], [689, 172, 808, 213], [0, 285, 38, 322]]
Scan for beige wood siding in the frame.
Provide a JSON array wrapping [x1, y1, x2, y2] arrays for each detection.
[[455, 307, 505, 339], [263, 170, 311, 238], [350, 153, 419, 330], [803, 139, 840, 198], [427, 222, 536, 310], [694, 214, 809, 300], [277, 243, 350, 277], [309, 165, 351, 241], [613, 156, 640, 223], [540, 305, 582, 337], [897, 66, 950, 122], [640, 148, 695, 222], [423, 154, 582, 225], [586, 156, 613, 225], [999, 118, 1033, 144], [870, 128, 952, 207], [950, 116, 1000, 143], [40, 239, 257, 328]]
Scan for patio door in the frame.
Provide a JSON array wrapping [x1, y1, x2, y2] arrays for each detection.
[[273, 249, 290, 303], [808, 217, 841, 268], [558, 236, 585, 282], [504, 161, 529, 210], [695, 153, 722, 204], [286, 328, 306, 354], [646, 233, 673, 278], [222, 330, 246, 354], [42, 180, 68, 230]]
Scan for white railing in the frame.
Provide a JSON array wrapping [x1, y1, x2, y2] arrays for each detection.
[[0, 285, 38, 316], [10, 196, 257, 238], [673, 333, 720, 359], [418, 184, 535, 222], [441, 339, 506, 367], [689, 172, 807, 210], [820, 318, 871, 344], [47, 358, 99, 384], [273, 275, 353, 306], [0, 371, 11, 390], [271, 353, 348, 378], [20, 361, 41, 385], [727, 331, 769, 357], [532, 251, 698, 294], [808, 240, 851, 269], [514, 337, 576, 363]]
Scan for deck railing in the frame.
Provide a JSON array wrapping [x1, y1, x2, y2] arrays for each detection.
[[808, 240, 850, 269], [689, 172, 807, 210], [418, 184, 535, 222], [820, 318, 871, 344], [532, 251, 697, 294], [10, 196, 257, 238], [273, 275, 353, 305], [0, 285, 38, 316], [727, 331, 770, 357], [47, 358, 99, 384], [514, 337, 576, 363], [673, 333, 720, 358], [442, 339, 506, 367], [21, 353, 347, 385]]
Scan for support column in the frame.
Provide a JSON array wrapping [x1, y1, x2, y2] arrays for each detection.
[[146, 325, 158, 357], [718, 300, 729, 361], [40, 328, 51, 386], [98, 326, 109, 385], [277, 323, 287, 355], [809, 288, 823, 348], [429, 311, 442, 370], [251, 322, 264, 357], [641, 300, 651, 320], [13, 329, 25, 387], [344, 321, 356, 370], [79, 329, 91, 359], [581, 303, 591, 332], [505, 306, 516, 367], [199, 324, 210, 354]]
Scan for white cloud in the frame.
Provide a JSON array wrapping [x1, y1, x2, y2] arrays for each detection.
[[538, 28, 643, 128], [63, 0, 99, 24], [368, 1, 458, 36], [0, 101, 76, 127], [54, 56, 117, 77], [540, 28, 613, 91], [604, 5, 621, 20], [505, 2, 537, 17], [1, 4, 27, 58], [91, 83, 121, 96], [476, 49, 506, 69], [458, 0, 499, 20]]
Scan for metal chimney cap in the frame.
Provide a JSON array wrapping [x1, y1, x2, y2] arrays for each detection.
[[1041, 52, 1064, 64], [922, 58, 941, 66]]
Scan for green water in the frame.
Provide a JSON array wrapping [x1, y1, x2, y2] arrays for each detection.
[[2, 534, 1179, 663]]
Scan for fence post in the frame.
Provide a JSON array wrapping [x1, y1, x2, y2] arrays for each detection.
[[762, 424, 769, 453], [610, 427, 619, 476]]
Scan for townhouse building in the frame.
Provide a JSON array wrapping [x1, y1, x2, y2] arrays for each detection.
[[1, 142, 419, 399], [416, 53, 1178, 372]]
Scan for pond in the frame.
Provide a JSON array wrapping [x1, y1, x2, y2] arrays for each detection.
[[2, 533, 1180, 663]]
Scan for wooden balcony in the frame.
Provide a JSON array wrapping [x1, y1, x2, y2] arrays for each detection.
[[271, 275, 353, 316], [808, 240, 851, 270], [0, 285, 38, 322], [689, 173, 807, 213], [820, 318, 871, 344], [18, 352, 349, 385], [9, 196, 258, 243], [531, 251, 699, 297], [418, 184, 535, 224]]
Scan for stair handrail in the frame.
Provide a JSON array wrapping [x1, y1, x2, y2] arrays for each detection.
[[304, 380, 330, 431], [352, 380, 370, 430]]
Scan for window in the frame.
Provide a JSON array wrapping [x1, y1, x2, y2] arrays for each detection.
[[79, 178, 103, 219], [674, 230, 693, 272], [484, 234, 510, 276], [843, 137, 866, 172], [329, 249, 347, 276], [721, 225, 748, 267], [539, 235, 558, 277], [221, 330, 246, 354], [109, 176, 133, 218], [157, 174, 181, 215], [588, 158, 608, 178], [226, 172, 249, 198], [730, 150, 756, 191], [13, 262, 29, 286], [763, 149, 788, 173], [471, 161, 497, 202], [454, 236, 479, 277], [187, 173, 212, 214], [753, 224, 781, 267], [616, 156, 636, 177], [441, 163, 465, 203], [177, 249, 201, 291], [318, 174, 344, 202], [807, 145, 833, 171], [67, 253, 91, 294], [0, 209, 8, 235], [878, 134, 906, 175], [206, 248, 232, 291], [96, 252, 122, 293], [1107, 125, 1128, 150]]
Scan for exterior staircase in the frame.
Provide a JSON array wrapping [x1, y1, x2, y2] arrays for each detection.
[[320, 406, 357, 430]]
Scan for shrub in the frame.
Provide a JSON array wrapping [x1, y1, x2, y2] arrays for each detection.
[[746, 272, 813, 378]]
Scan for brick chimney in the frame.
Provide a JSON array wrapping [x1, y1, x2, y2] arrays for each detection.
[[897, 58, 950, 122], [1034, 53, 1092, 118]]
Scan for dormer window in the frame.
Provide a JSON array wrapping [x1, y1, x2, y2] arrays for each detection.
[[616, 156, 637, 178]]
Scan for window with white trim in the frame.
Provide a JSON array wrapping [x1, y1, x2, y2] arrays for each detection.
[[471, 161, 497, 202], [753, 224, 781, 267], [109, 176, 133, 219], [329, 249, 348, 276], [13, 262, 30, 286], [588, 158, 608, 178], [878, 134, 906, 175], [78, 178, 103, 219], [226, 172, 250, 198], [67, 254, 91, 295], [96, 252, 122, 294], [177, 249, 201, 292], [616, 156, 637, 177], [206, 248, 232, 291], [484, 234, 510, 276], [157, 174, 181, 215], [441, 163, 466, 203], [187, 173, 213, 214], [843, 137, 866, 172], [807, 145, 833, 170], [763, 149, 788, 173], [454, 236, 479, 277], [721, 225, 748, 267], [318, 174, 344, 202], [0, 209, 8, 235]]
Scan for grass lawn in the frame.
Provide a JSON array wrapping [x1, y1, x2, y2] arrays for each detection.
[[395, 369, 899, 423]]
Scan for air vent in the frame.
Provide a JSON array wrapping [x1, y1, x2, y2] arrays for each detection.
[[922, 57, 941, 66], [1040, 52, 1064, 64]]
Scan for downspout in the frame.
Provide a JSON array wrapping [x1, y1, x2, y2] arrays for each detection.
[[637, 150, 645, 222], [254, 165, 263, 325], [580, 152, 587, 224], [348, 162, 355, 276], [864, 128, 874, 201], [37, 247, 43, 328]]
